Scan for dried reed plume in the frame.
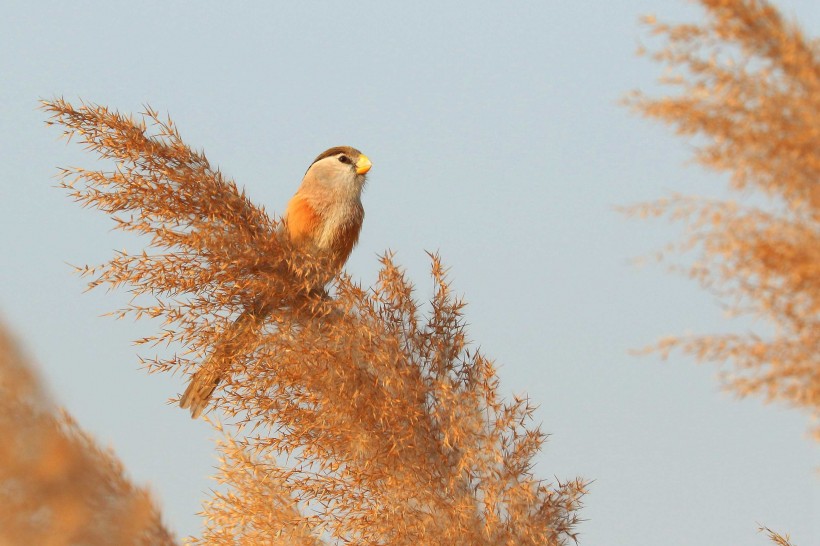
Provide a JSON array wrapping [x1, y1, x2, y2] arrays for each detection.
[[760, 526, 797, 546], [624, 0, 820, 439], [44, 98, 586, 544], [0, 320, 175, 545]]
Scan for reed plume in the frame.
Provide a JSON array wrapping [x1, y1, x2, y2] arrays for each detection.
[[760, 526, 797, 546], [44, 98, 586, 544], [0, 320, 175, 545], [624, 0, 820, 439]]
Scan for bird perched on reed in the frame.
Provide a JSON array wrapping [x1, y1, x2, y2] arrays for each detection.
[[179, 146, 372, 418]]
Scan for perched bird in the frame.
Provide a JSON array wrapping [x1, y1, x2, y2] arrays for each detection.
[[179, 146, 372, 418]]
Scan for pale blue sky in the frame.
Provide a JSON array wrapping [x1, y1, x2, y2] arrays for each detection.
[[1, 1, 817, 544]]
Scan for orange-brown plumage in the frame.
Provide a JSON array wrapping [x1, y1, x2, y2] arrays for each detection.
[[283, 146, 369, 279], [284, 194, 322, 244], [327, 217, 363, 271], [180, 146, 371, 418]]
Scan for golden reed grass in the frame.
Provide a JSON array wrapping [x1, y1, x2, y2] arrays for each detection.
[[42, 99, 587, 544], [0, 321, 175, 545], [624, 0, 820, 442]]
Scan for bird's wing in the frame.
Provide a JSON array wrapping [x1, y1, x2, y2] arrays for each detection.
[[329, 207, 364, 270]]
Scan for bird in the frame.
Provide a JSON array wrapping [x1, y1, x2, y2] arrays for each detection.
[[179, 146, 372, 418]]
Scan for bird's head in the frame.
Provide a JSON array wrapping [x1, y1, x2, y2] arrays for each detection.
[[303, 146, 372, 197]]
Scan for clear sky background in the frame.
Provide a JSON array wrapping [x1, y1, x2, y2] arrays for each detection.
[[1, 1, 817, 544]]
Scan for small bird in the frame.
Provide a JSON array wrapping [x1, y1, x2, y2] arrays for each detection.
[[179, 146, 372, 418]]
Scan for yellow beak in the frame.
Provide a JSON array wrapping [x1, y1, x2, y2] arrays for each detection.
[[356, 154, 372, 175]]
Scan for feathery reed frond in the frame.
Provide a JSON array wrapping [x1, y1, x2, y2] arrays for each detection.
[[760, 526, 797, 546], [624, 0, 820, 438], [0, 320, 175, 545], [45, 99, 586, 544]]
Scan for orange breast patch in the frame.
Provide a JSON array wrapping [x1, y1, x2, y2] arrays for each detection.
[[284, 195, 321, 245]]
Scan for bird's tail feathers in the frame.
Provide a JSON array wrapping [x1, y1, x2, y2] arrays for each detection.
[[179, 309, 257, 419], [179, 366, 221, 419]]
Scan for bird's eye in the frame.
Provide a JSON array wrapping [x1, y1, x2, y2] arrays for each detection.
[[338, 155, 352, 165]]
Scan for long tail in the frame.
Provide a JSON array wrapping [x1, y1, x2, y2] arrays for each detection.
[[179, 365, 221, 419], [179, 310, 256, 419], [179, 285, 324, 418]]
